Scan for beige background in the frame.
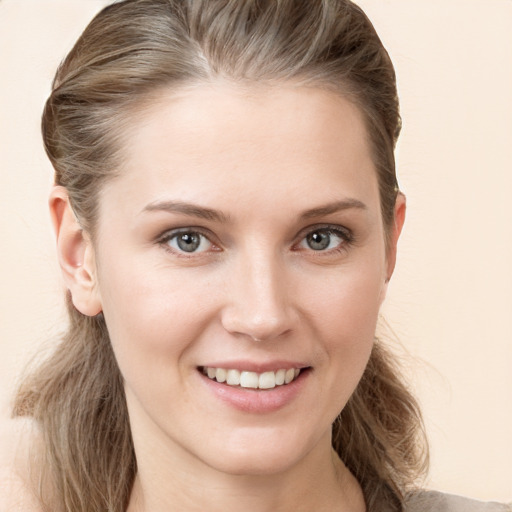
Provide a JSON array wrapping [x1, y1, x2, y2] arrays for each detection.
[[0, 0, 510, 502]]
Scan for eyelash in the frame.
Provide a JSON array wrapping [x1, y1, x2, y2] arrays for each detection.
[[156, 224, 354, 258], [157, 228, 219, 258], [294, 224, 354, 255]]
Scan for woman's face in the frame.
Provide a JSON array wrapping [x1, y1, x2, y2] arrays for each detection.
[[91, 83, 400, 475]]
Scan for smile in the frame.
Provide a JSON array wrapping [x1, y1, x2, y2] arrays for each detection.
[[201, 367, 302, 390]]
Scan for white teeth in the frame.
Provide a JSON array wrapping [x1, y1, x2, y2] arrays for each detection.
[[275, 369, 285, 386], [259, 371, 276, 389], [226, 369, 241, 386], [202, 366, 302, 389], [284, 368, 295, 384], [240, 371, 259, 389], [215, 368, 227, 383]]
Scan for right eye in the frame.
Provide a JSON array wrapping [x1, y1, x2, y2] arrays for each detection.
[[160, 230, 214, 254]]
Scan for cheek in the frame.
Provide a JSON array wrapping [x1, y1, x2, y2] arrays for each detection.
[[96, 255, 216, 386], [300, 262, 384, 407], [303, 260, 384, 340]]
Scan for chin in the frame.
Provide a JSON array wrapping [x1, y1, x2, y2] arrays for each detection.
[[208, 452, 300, 477], [199, 428, 323, 477]]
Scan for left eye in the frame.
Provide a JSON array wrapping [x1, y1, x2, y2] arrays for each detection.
[[165, 231, 213, 253], [299, 228, 347, 251]]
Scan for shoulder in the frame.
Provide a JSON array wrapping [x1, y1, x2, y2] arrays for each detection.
[[0, 417, 44, 512], [405, 490, 512, 512]]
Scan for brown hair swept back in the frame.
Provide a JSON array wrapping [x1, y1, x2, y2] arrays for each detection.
[[14, 1, 428, 511]]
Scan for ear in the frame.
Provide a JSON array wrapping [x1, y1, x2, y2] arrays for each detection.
[[380, 192, 406, 302], [49, 186, 102, 316]]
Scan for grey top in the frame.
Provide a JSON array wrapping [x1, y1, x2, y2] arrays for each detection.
[[406, 491, 512, 512]]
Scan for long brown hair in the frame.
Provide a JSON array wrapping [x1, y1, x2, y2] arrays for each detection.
[[14, 1, 428, 510]]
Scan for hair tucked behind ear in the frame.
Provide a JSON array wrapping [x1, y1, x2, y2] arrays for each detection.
[[14, 1, 428, 511]]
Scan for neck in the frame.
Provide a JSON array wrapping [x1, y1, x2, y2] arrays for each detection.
[[127, 431, 365, 512]]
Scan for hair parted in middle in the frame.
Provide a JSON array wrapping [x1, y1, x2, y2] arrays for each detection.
[[14, 1, 428, 511]]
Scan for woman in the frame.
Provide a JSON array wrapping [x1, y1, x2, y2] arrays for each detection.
[[1, 1, 510, 511]]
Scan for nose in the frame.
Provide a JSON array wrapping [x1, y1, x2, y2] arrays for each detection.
[[220, 251, 296, 342]]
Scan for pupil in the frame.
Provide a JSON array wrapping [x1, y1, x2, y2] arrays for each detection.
[[177, 233, 200, 252], [307, 231, 330, 250]]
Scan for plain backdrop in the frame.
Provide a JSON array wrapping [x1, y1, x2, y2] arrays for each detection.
[[0, 0, 511, 503]]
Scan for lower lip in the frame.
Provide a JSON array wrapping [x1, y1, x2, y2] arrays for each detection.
[[198, 369, 310, 413]]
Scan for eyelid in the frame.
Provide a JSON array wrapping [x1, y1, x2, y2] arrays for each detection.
[[297, 223, 353, 241], [154, 223, 354, 257], [156, 226, 221, 256], [292, 223, 354, 252]]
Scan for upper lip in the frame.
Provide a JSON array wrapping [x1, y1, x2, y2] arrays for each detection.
[[198, 360, 310, 373]]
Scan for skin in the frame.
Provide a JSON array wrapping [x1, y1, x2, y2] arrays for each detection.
[[50, 83, 405, 512]]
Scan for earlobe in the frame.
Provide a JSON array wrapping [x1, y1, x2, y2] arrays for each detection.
[[49, 186, 102, 316]]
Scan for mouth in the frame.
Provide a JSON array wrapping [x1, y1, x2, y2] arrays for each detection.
[[199, 366, 306, 390]]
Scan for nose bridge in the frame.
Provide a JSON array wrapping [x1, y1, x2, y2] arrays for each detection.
[[222, 246, 294, 341]]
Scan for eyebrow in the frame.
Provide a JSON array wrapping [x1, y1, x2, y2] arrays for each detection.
[[141, 197, 367, 223], [142, 200, 230, 223], [299, 198, 368, 219]]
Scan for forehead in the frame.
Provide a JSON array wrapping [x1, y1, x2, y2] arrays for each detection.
[[101, 83, 379, 220]]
